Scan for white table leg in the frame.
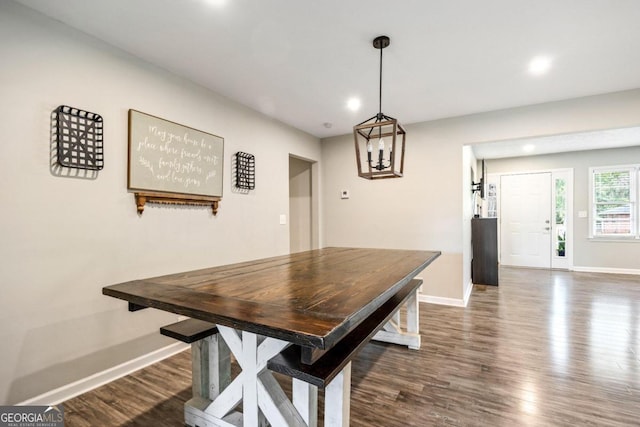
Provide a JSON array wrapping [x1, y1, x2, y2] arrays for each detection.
[[324, 362, 351, 427], [242, 331, 261, 426], [186, 326, 309, 426]]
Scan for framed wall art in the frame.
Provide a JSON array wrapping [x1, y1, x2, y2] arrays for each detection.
[[128, 109, 224, 214]]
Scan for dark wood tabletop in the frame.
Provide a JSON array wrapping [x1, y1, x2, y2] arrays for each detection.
[[103, 247, 440, 351]]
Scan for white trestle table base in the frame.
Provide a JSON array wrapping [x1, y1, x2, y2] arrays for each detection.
[[184, 287, 420, 427]]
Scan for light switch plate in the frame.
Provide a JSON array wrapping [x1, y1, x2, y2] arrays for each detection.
[[578, 210, 587, 218], [341, 189, 350, 199], [279, 214, 287, 225]]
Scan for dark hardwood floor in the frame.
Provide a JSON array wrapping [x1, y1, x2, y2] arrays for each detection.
[[64, 267, 640, 426]]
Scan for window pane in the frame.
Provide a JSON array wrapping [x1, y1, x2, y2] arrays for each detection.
[[594, 170, 630, 203], [593, 169, 633, 236], [555, 178, 566, 257], [555, 178, 566, 225], [595, 203, 631, 234], [556, 224, 566, 257]]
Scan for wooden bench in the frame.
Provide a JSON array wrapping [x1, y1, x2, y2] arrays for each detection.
[[160, 318, 219, 343], [268, 278, 422, 388], [268, 278, 423, 426]]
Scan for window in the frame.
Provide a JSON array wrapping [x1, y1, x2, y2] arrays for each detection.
[[590, 165, 638, 238], [555, 177, 567, 256]]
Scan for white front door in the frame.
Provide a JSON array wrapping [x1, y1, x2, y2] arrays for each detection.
[[500, 173, 552, 268]]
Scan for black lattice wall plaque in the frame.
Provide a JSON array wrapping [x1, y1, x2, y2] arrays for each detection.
[[54, 105, 104, 170], [235, 151, 255, 190]]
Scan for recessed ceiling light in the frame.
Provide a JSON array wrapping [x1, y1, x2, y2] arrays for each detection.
[[347, 98, 361, 112], [528, 56, 552, 76], [204, 0, 227, 7], [523, 144, 535, 153]]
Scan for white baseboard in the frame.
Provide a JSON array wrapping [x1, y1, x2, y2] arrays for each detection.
[[419, 280, 474, 308], [419, 294, 465, 307], [18, 342, 189, 406], [572, 266, 640, 275]]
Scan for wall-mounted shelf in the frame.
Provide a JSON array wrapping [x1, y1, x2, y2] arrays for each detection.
[[134, 192, 220, 215]]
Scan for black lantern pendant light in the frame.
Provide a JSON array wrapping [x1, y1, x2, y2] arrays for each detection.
[[353, 35, 406, 179]]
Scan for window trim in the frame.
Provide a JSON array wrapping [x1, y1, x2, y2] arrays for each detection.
[[589, 164, 639, 240]]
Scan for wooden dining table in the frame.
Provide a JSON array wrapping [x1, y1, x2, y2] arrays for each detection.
[[103, 247, 440, 426]]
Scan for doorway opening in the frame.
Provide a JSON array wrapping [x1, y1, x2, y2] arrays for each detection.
[[288, 156, 316, 253], [491, 169, 573, 269]]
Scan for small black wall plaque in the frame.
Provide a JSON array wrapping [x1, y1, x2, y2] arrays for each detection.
[[54, 105, 104, 170], [235, 151, 255, 190]]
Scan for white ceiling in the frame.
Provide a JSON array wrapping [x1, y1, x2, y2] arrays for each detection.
[[13, 0, 640, 156], [471, 126, 640, 159]]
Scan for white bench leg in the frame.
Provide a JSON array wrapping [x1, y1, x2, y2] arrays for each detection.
[[293, 378, 318, 427], [185, 335, 235, 426], [187, 334, 231, 412], [372, 288, 421, 350], [197, 335, 231, 400], [391, 309, 401, 328], [324, 362, 351, 427], [406, 290, 421, 350]]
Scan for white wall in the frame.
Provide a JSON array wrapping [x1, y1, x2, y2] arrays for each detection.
[[462, 146, 477, 300], [487, 146, 640, 271], [322, 90, 640, 303], [0, 2, 320, 404]]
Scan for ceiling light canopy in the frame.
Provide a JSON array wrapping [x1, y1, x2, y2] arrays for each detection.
[[353, 35, 406, 180]]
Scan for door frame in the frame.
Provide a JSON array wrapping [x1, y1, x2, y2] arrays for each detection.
[[487, 168, 574, 270]]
